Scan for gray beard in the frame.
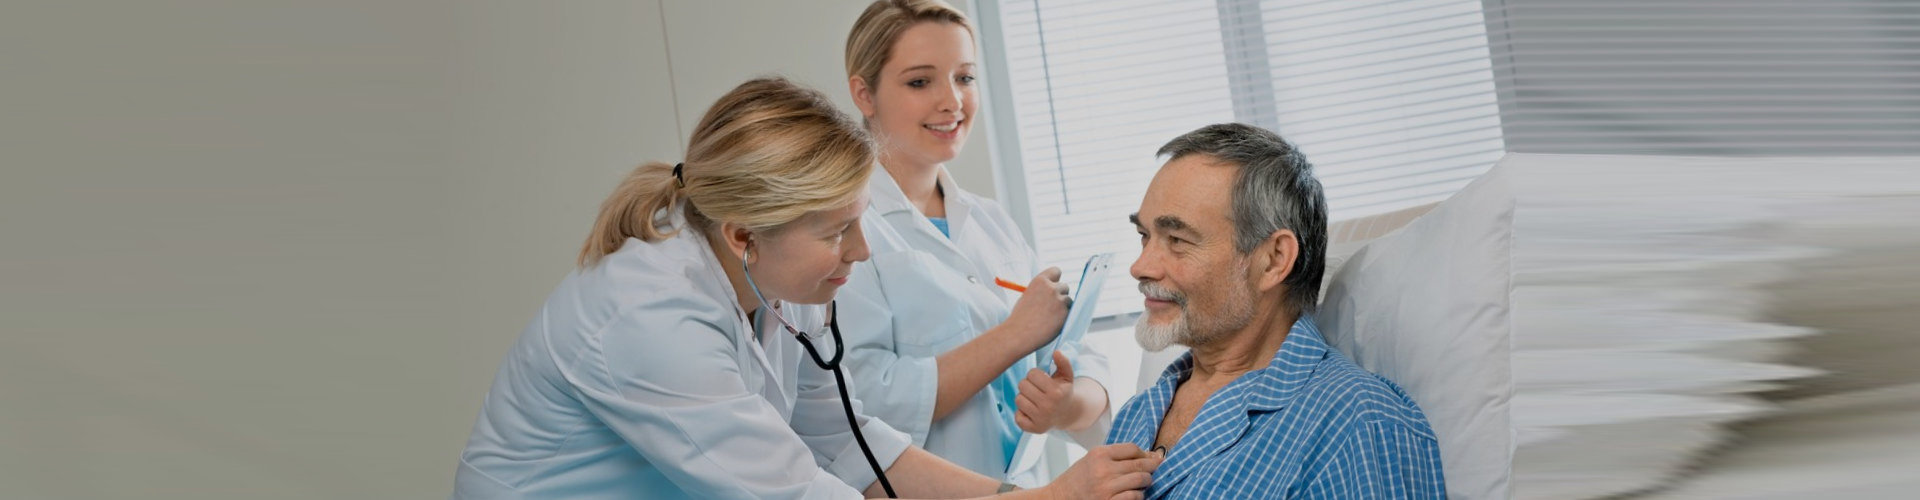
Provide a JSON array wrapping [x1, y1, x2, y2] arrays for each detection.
[[1133, 261, 1254, 352]]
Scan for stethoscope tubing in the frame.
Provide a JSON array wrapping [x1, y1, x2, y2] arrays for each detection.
[[743, 246, 897, 498]]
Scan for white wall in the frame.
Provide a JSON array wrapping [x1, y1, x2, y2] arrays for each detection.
[[0, 1, 994, 498]]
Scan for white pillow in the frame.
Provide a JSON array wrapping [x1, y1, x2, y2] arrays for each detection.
[[1318, 163, 1514, 500]]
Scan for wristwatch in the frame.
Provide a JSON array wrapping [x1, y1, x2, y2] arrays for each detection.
[[997, 481, 1020, 493]]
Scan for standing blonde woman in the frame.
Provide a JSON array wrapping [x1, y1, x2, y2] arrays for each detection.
[[837, 0, 1115, 483], [451, 77, 1155, 499]]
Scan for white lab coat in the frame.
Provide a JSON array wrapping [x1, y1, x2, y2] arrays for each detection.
[[453, 207, 911, 500], [836, 167, 1112, 481]]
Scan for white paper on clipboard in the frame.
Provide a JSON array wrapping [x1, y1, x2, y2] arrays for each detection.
[[1035, 253, 1114, 374]]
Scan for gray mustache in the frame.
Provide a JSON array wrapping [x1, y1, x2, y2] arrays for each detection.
[[1138, 281, 1185, 305]]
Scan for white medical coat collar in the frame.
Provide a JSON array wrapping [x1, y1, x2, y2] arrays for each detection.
[[866, 165, 977, 255], [669, 204, 796, 405], [668, 206, 744, 315], [870, 165, 973, 222], [668, 204, 796, 318]]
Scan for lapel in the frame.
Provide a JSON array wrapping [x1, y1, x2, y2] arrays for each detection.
[[1144, 373, 1255, 498], [1143, 317, 1333, 499], [867, 166, 971, 266], [686, 211, 792, 415], [933, 168, 974, 246], [1116, 354, 1188, 454]]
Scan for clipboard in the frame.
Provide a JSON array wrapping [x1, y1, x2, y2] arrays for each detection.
[[1035, 252, 1114, 374], [1005, 253, 1116, 480]]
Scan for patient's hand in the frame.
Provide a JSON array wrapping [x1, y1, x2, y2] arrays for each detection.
[[1015, 351, 1080, 433]]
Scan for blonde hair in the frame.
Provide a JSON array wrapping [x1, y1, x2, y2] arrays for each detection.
[[578, 77, 875, 267], [845, 0, 974, 93]]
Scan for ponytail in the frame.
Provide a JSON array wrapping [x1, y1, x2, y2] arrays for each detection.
[[577, 161, 681, 267]]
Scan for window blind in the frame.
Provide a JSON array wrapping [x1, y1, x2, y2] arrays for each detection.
[[978, 0, 1505, 318], [1484, 0, 1920, 156], [981, 0, 1237, 319]]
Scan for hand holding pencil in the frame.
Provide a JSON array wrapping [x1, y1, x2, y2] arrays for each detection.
[[999, 267, 1072, 351]]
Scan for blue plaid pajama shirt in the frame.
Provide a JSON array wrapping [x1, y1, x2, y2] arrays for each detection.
[[1108, 316, 1446, 499]]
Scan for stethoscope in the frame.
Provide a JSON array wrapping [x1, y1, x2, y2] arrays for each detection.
[[740, 245, 899, 498]]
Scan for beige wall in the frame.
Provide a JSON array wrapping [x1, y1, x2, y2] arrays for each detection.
[[0, 1, 994, 498]]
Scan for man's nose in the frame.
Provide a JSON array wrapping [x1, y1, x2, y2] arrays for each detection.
[[1130, 246, 1161, 282]]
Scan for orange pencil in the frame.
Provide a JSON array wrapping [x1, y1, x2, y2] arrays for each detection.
[[993, 277, 1027, 293]]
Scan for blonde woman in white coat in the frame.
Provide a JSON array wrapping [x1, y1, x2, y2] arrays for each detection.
[[837, 0, 1114, 483]]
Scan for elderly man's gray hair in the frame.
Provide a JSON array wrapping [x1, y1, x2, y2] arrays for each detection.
[[1157, 123, 1328, 314]]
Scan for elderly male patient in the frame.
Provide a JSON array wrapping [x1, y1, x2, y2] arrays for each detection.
[[1111, 123, 1445, 499]]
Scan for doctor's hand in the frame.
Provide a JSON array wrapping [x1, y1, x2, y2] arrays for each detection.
[[1004, 267, 1071, 352], [1037, 443, 1160, 500], [1015, 351, 1080, 433]]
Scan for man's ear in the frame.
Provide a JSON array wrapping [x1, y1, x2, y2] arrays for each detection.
[[849, 75, 877, 120], [719, 221, 755, 264], [1254, 229, 1299, 293]]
